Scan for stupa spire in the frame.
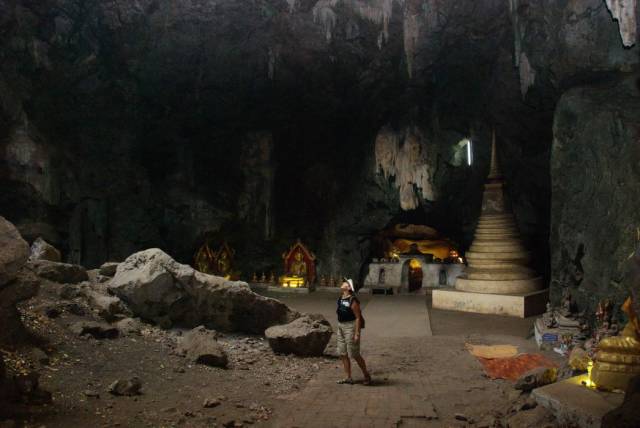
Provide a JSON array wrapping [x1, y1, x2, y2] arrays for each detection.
[[488, 129, 502, 180]]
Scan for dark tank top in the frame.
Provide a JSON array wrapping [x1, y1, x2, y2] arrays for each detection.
[[337, 296, 358, 322]]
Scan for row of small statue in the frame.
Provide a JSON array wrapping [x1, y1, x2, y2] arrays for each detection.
[[250, 272, 345, 288], [252, 272, 277, 284]]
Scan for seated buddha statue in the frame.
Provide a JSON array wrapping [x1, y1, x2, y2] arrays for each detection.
[[590, 297, 640, 391], [289, 251, 307, 277]]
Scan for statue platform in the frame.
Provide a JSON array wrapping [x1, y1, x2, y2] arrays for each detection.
[[432, 287, 549, 318], [532, 374, 623, 428]]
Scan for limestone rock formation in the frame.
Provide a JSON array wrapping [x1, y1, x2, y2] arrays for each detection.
[[0, 217, 39, 345], [551, 75, 640, 309], [29, 237, 61, 262], [109, 248, 297, 333], [0, 216, 30, 286], [176, 326, 228, 368], [30, 260, 89, 284], [99, 262, 119, 277], [265, 314, 333, 357]]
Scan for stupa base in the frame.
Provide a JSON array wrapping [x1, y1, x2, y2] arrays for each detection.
[[432, 288, 549, 318]]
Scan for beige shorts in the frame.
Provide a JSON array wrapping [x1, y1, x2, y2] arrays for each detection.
[[337, 321, 361, 358]]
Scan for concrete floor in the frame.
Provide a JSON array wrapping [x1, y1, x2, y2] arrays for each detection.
[[261, 290, 558, 427]]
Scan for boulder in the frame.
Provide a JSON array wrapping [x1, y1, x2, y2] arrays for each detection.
[[29, 237, 61, 262], [83, 289, 131, 322], [69, 321, 119, 339], [0, 268, 40, 345], [108, 377, 142, 396], [568, 347, 590, 372], [99, 262, 119, 277], [31, 260, 88, 284], [109, 249, 297, 333], [0, 216, 29, 287], [506, 405, 556, 428], [176, 326, 228, 368], [264, 314, 333, 357], [114, 318, 143, 336]]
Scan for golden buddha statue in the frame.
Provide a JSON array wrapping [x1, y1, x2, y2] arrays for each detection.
[[590, 296, 640, 391], [289, 250, 307, 277]]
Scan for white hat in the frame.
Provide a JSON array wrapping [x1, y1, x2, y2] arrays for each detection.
[[343, 277, 355, 293]]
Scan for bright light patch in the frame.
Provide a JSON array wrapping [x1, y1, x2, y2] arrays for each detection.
[[466, 139, 473, 166]]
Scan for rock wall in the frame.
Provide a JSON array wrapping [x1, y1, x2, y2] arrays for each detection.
[[551, 74, 640, 311]]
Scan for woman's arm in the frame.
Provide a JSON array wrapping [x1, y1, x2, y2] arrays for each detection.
[[352, 299, 362, 341]]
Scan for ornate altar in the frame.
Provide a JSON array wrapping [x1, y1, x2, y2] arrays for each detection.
[[280, 239, 316, 287], [194, 240, 235, 279]]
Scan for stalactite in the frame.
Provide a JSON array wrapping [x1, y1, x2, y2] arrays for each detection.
[[312, 1, 407, 45], [403, 4, 420, 78], [312, 0, 339, 42], [287, 0, 298, 13], [268, 46, 280, 80], [518, 52, 535, 97], [508, 0, 522, 66], [375, 125, 435, 211], [605, 0, 638, 47]]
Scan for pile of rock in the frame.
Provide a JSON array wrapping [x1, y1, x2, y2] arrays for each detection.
[[108, 248, 298, 333]]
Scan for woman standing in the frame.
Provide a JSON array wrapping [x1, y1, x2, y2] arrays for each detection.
[[336, 278, 371, 385]]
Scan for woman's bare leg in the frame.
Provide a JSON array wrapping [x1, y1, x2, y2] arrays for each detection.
[[341, 355, 352, 379], [354, 355, 370, 380]]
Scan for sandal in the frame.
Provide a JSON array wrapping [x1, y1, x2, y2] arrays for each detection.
[[336, 378, 354, 385], [362, 375, 372, 386]]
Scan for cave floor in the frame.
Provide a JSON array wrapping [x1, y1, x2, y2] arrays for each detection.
[[11, 288, 561, 428]]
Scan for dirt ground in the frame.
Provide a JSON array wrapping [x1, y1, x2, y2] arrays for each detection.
[[1, 286, 563, 427]]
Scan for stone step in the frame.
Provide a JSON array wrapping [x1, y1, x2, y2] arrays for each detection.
[[469, 242, 526, 252], [465, 267, 537, 280], [455, 276, 543, 294], [466, 250, 531, 261], [467, 260, 531, 269]]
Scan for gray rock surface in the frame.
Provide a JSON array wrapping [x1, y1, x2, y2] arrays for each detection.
[[108, 377, 142, 396], [99, 262, 119, 277], [265, 314, 333, 357], [109, 249, 297, 333], [551, 75, 640, 309], [0, 268, 40, 345], [83, 289, 131, 322], [176, 326, 228, 368], [31, 260, 88, 284], [0, 216, 30, 286], [29, 237, 61, 262]]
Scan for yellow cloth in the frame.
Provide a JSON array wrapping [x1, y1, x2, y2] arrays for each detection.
[[465, 343, 519, 359]]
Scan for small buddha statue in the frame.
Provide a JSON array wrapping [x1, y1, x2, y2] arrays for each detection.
[[216, 251, 231, 276], [319, 275, 327, 287], [268, 272, 276, 284], [252, 272, 258, 283], [289, 250, 307, 277], [329, 276, 336, 287], [590, 297, 640, 391], [260, 272, 266, 283]]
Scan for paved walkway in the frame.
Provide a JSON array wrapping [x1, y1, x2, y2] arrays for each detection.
[[267, 292, 553, 428]]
